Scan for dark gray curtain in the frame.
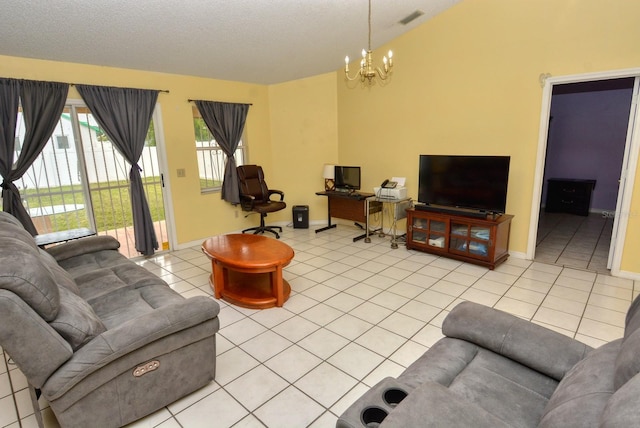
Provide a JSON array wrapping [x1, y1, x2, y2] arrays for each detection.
[[194, 101, 250, 204], [77, 85, 159, 256], [0, 78, 69, 235]]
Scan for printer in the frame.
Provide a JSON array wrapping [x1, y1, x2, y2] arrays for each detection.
[[373, 186, 408, 200], [373, 176, 408, 200]]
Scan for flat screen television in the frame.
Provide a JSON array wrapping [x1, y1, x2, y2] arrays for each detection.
[[418, 155, 510, 214], [334, 166, 361, 191]]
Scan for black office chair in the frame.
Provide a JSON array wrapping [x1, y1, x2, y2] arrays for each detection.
[[237, 165, 286, 239]]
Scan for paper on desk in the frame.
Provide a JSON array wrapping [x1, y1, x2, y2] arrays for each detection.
[[391, 177, 406, 186]]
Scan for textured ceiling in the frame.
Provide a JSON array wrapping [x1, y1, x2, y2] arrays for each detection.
[[0, 0, 461, 85]]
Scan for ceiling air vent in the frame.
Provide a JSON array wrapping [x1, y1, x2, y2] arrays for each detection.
[[399, 10, 425, 26]]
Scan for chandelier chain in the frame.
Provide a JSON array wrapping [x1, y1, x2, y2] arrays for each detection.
[[343, 0, 394, 83], [368, 0, 372, 51]]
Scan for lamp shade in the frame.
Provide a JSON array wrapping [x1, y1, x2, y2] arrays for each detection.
[[323, 164, 335, 179]]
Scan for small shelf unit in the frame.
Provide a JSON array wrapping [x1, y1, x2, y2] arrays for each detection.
[[406, 208, 514, 270]]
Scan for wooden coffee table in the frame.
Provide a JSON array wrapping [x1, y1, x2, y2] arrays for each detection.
[[201, 234, 295, 309]]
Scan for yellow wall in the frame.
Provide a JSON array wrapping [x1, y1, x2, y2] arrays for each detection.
[[268, 73, 339, 224], [337, 0, 640, 273], [2, 0, 640, 274]]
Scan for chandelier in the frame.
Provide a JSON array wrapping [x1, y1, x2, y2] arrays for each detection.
[[344, 0, 393, 83]]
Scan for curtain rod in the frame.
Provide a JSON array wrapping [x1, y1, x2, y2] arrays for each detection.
[[188, 99, 252, 105], [71, 83, 169, 94], [3, 77, 169, 93]]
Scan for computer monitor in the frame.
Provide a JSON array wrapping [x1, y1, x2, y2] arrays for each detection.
[[334, 166, 361, 191]]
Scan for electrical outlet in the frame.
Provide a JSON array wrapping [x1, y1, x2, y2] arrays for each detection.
[[177, 168, 186, 177], [235, 211, 239, 218]]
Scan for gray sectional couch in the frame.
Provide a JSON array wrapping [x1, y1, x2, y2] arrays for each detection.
[[338, 299, 640, 427], [0, 211, 220, 427]]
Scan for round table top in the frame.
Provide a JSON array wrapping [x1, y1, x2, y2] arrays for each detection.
[[201, 234, 294, 269]]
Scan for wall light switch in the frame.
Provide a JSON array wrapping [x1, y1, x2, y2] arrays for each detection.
[[177, 168, 186, 177]]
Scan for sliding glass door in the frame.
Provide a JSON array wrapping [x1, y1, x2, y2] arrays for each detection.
[[11, 102, 170, 258]]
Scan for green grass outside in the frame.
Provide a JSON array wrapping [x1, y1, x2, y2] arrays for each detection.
[[21, 177, 165, 232]]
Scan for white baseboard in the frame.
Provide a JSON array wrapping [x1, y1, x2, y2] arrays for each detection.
[[508, 251, 528, 260]]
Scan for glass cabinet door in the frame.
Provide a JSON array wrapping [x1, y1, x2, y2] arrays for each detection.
[[411, 217, 427, 244], [450, 222, 491, 258], [410, 217, 447, 248], [427, 219, 446, 249]]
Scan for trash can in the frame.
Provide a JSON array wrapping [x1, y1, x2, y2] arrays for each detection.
[[292, 205, 309, 229]]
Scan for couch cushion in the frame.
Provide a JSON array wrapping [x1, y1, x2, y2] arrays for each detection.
[[49, 286, 106, 350], [57, 249, 129, 279], [0, 226, 39, 251], [0, 211, 25, 227], [612, 294, 640, 390], [600, 372, 640, 427], [38, 249, 81, 294], [398, 338, 557, 428], [614, 327, 640, 389], [89, 283, 185, 329], [538, 340, 620, 427], [0, 237, 60, 321]]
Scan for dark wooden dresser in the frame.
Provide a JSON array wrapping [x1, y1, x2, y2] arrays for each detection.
[[545, 178, 597, 216]]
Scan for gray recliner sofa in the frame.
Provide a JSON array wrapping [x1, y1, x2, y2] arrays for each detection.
[[338, 298, 640, 427], [0, 211, 220, 427]]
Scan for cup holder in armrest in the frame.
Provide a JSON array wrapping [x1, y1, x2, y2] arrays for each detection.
[[336, 377, 413, 428], [383, 388, 408, 407], [361, 406, 388, 427]]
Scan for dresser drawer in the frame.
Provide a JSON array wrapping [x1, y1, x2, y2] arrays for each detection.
[[545, 178, 596, 216]]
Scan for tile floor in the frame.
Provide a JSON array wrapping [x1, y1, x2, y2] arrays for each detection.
[[2, 223, 638, 428], [535, 211, 613, 272]]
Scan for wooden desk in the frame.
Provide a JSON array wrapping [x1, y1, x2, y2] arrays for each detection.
[[315, 191, 382, 241], [201, 234, 295, 309]]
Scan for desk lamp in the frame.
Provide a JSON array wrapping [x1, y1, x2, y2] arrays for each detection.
[[323, 164, 335, 191]]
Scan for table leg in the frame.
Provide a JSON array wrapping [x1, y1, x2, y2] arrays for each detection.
[[316, 195, 336, 233], [212, 261, 225, 299], [365, 198, 372, 243], [272, 265, 284, 307]]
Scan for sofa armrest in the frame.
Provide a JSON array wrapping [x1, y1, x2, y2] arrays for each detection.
[[42, 296, 220, 399], [379, 381, 510, 428], [443, 301, 591, 381], [46, 235, 121, 262]]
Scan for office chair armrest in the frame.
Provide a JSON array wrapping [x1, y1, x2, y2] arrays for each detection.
[[268, 189, 285, 201], [239, 193, 256, 211]]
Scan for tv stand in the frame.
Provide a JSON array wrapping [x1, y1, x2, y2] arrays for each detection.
[[406, 208, 513, 270]]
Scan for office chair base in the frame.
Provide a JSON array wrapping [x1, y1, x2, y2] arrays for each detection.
[[242, 225, 283, 239]]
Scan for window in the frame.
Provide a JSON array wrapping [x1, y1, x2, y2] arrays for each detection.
[[56, 135, 70, 149], [193, 106, 246, 193]]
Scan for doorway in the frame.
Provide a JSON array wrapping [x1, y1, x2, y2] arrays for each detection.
[[528, 70, 640, 275]]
